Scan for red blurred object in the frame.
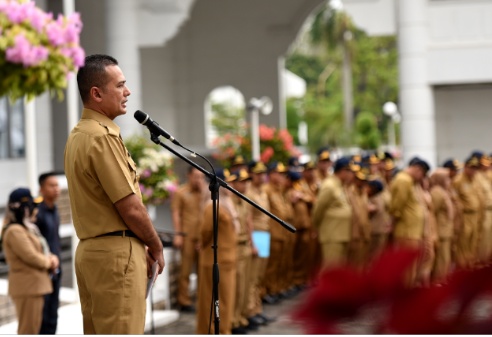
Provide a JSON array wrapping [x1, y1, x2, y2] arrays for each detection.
[[292, 247, 492, 334]]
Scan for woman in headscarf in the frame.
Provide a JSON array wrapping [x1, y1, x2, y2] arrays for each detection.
[[1, 188, 59, 334]]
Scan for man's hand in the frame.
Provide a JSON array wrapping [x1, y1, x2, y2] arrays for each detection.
[[146, 247, 165, 278], [49, 254, 59, 271]]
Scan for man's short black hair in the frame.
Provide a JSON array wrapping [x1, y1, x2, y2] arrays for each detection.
[[38, 172, 58, 187], [77, 54, 118, 103]]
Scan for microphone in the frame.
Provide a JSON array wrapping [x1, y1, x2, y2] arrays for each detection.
[[134, 110, 181, 146]]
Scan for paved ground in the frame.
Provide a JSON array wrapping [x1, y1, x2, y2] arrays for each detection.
[[148, 292, 306, 335]]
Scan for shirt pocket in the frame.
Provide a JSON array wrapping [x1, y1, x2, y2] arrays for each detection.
[[127, 155, 140, 185]]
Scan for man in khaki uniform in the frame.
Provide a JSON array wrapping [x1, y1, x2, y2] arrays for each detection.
[[171, 167, 206, 311], [453, 156, 484, 268], [315, 148, 332, 184], [64, 54, 164, 334], [388, 157, 430, 285], [472, 153, 492, 263], [264, 162, 293, 302], [230, 169, 254, 333], [347, 164, 371, 268], [312, 157, 355, 269], [245, 161, 273, 325], [367, 179, 391, 259]]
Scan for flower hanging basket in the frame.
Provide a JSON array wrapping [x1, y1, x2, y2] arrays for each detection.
[[0, 0, 85, 101]]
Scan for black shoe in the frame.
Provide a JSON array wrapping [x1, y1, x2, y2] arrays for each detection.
[[231, 327, 249, 334], [256, 313, 277, 324], [244, 321, 259, 331], [261, 294, 278, 305], [180, 305, 195, 313], [247, 315, 263, 327]]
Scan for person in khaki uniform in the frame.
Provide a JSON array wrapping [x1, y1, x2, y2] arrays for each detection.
[[314, 148, 332, 184], [367, 179, 391, 259], [453, 156, 484, 269], [312, 157, 355, 269], [429, 168, 455, 283], [472, 153, 492, 263], [171, 167, 206, 312], [2, 188, 59, 335], [196, 169, 238, 334], [64, 54, 164, 334], [299, 161, 321, 280], [389, 157, 430, 286], [347, 164, 371, 268], [230, 169, 254, 334], [288, 166, 316, 289], [264, 162, 293, 302], [244, 161, 274, 325]]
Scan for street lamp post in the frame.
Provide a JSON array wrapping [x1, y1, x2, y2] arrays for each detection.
[[383, 101, 401, 151], [247, 97, 273, 161]]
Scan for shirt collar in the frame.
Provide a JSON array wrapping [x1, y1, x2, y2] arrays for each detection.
[[81, 108, 121, 136]]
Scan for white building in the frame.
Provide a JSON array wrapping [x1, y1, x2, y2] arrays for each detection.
[[2, 0, 492, 205]]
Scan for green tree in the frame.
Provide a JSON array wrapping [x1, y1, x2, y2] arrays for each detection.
[[209, 102, 246, 137], [354, 111, 381, 150]]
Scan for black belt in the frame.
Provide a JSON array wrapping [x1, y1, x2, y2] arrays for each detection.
[[97, 230, 137, 238]]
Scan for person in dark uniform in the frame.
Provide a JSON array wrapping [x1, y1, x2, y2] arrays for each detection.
[[36, 172, 62, 334]]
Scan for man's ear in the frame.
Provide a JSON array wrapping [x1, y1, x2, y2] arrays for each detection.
[[90, 87, 103, 102]]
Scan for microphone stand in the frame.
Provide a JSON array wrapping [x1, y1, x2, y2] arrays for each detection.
[[147, 132, 295, 334]]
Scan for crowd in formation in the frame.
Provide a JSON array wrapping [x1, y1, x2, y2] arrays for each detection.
[[171, 148, 492, 334]]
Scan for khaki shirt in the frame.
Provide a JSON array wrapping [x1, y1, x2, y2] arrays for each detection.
[[232, 195, 250, 244], [476, 171, 492, 210], [171, 183, 205, 241], [430, 186, 454, 239], [369, 193, 391, 234], [312, 175, 352, 243], [389, 171, 424, 240], [347, 185, 370, 241], [264, 182, 293, 241], [453, 173, 482, 213], [245, 185, 270, 232], [64, 109, 140, 239], [287, 183, 313, 231]]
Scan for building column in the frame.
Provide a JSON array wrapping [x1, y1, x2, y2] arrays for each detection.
[[397, 0, 436, 168], [105, 0, 142, 137]]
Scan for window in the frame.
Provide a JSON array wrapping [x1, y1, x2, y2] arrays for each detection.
[[0, 98, 25, 159]]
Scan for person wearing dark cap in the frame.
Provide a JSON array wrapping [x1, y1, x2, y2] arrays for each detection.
[[388, 157, 430, 285], [442, 158, 462, 180], [299, 160, 322, 284], [315, 148, 332, 183], [196, 169, 238, 334], [452, 156, 483, 269], [263, 162, 294, 303], [347, 164, 371, 268], [244, 161, 273, 324], [312, 157, 355, 269], [230, 169, 254, 333], [471, 154, 492, 264], [1, 188, 59, 334], [230, 154, 248, 172], [367, 178, 392, 260]]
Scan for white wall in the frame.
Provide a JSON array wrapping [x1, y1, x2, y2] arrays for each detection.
[[434, 84, 492, 165]]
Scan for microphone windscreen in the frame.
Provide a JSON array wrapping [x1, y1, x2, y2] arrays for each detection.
[[134, 110, 147, 123]]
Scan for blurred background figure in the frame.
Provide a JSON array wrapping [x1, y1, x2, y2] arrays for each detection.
[[1, 188, 59, 334]]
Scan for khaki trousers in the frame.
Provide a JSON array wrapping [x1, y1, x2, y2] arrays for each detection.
[[264, 240, 284, 295], [233, 244, 251, 328], [12, 295, 44, 334], [247, 255, 268, 317], [456, 212, 479, 268], [292, 229, 312, 286], [196, 262, 236, 334], [393, 237, 422, 287], [177, 236, 199, 307], [349, 239, 370, 269], [320, 242, 349, 269], [75, 236, 147, 334], [434, 238, 452, 282], [281, 233, 296, 292], [478, 210, 492, 263]]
